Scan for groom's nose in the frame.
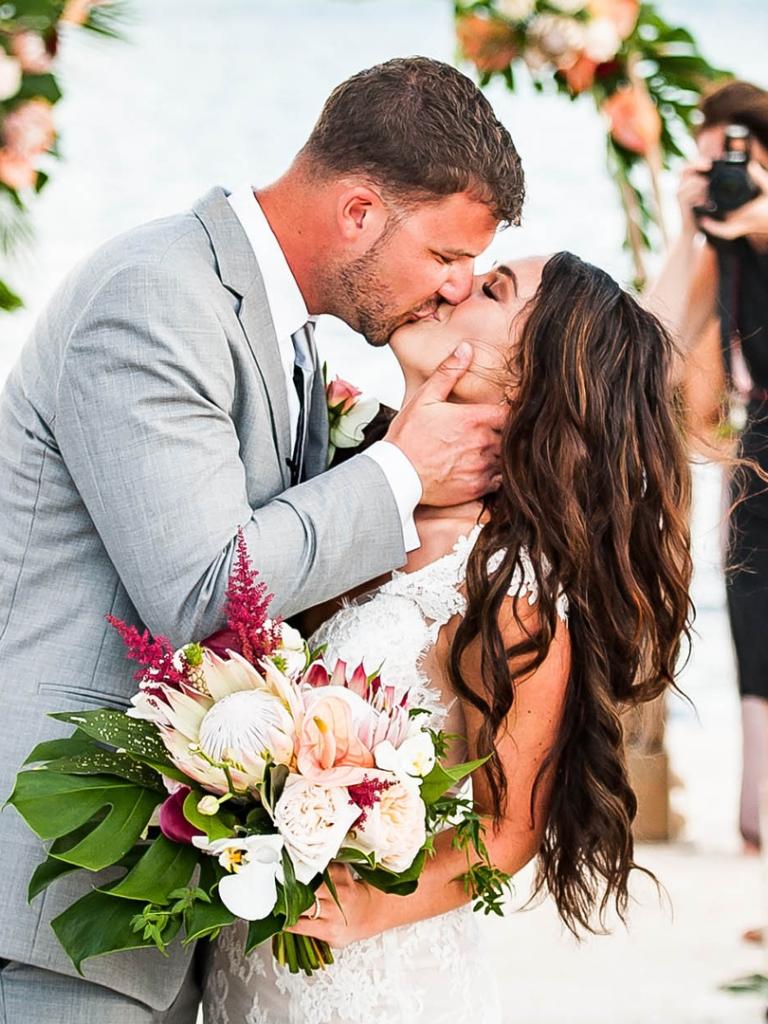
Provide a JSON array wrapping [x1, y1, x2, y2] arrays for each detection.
[[437, 260, 474, 305]]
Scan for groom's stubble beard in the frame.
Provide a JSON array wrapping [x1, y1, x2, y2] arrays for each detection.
[[320, 212, 422, 347]]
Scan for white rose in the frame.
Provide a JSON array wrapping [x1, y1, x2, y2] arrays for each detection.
[[0, 53, 22, 103], [583, 17, 621, 62], [497, 0, 535, 20], [273, 775, 362, 884], [346, 779, 426, 873], [329, 395, 380, 450], [192, 834, 284, 920]]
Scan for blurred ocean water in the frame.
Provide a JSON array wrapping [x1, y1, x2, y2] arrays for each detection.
[[1, 0, 766, 853]]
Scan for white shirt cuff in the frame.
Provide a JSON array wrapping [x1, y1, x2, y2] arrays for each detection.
[[363, 440, 422, 552]]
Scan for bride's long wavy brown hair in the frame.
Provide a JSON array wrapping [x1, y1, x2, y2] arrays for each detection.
[[448, 252, 693, 936]]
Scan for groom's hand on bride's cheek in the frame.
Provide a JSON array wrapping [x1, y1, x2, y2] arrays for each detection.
[[385, 342, 505, 507]]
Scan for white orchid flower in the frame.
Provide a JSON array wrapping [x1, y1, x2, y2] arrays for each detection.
[[373, 733, 436, 781], [193, 834, 284, 920]]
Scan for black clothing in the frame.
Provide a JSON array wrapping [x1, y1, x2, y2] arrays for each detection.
[[717, 237, 768, 699]]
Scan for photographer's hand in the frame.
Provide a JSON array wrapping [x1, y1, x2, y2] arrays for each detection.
[[677, 159, 711, 235], [700, 161, 768, 242]]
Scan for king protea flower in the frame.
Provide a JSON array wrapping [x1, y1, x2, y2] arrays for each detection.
[[128, 650, 298, 795]]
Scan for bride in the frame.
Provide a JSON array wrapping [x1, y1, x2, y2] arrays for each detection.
[[203, 252, 692, 1023]]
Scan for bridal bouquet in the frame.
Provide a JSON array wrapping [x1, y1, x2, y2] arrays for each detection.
[[8, 533, 508, 975]]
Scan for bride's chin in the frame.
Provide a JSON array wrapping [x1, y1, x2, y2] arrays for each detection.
[[387, 321, 417, 364]]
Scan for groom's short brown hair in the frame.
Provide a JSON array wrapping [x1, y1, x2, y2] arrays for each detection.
[[300, 56, 524, 227]]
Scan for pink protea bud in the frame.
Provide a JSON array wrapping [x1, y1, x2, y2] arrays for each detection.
[[348, 664, 368, 697], [303, 662, 330, 687], [330, 659, 347, 688]]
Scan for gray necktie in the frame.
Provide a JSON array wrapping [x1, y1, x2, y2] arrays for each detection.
[[290, 322, 316, 485]]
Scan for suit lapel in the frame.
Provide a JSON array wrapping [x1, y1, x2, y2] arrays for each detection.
[[193, 187, 292, 487], [237, 280, 292, 486]]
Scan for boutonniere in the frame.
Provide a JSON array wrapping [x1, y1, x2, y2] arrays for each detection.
[[324, 365, 380, 465]]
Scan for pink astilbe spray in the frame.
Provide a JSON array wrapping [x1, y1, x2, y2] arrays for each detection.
[[105, 615, 190, 689], [348, 776, 393, 827], [224, 528, 281, 667]]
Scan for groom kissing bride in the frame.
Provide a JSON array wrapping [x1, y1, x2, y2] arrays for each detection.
[[0, 57, 692, 1024]]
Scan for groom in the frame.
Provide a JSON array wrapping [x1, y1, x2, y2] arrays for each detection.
[[0, 57, 523, 1022]]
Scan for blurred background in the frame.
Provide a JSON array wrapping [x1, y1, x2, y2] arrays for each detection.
[[1, 1, 767, 1021]]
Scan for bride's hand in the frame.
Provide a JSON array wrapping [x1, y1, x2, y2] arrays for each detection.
[[285, 863, 386, 949]]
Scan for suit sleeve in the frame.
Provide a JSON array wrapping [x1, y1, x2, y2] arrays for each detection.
[[54, 261, 406, 643]]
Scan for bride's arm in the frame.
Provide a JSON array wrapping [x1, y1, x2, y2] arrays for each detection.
[[288, 600, 570, 946]]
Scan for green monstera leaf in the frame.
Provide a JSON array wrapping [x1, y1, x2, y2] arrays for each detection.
[[49, 709, 182, 777], [100, 835, 198, 905], [52, 890, 182, 974], [9, 769, 159, 871]]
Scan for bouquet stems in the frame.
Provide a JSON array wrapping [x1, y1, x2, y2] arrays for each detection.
[[272, 932, 334, 975]]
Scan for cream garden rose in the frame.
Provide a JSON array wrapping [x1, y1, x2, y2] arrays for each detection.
[[273, 775, 362, 883], [347, 778, 427, 873]]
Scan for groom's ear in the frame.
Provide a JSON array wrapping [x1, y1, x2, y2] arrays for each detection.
[[336, 184, 389, 250]]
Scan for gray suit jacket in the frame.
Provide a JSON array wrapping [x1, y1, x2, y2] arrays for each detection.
[[0, 187, 406, 1009]]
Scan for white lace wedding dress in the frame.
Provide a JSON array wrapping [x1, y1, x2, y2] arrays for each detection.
[[202, 526, 567, 1024]]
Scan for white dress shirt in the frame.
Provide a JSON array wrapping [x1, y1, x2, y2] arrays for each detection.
[[227, 185, 421, 551]]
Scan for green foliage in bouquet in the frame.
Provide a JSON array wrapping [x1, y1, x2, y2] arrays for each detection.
[[0, 1, 128, 311], [7, 707, 507, 975], [454, 0, 731, 284]]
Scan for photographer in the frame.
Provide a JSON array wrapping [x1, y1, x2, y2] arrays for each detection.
[[649, 80, 768, 853]]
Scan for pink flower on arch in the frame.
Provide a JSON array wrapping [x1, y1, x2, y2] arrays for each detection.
[[11, 32, 54, 74], [2, 100, 56, 160], [602, 84, 662, 156], [0, 149, 37, 191]]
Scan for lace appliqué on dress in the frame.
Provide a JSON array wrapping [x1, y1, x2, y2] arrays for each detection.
[[382, 523, 569, 626]]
